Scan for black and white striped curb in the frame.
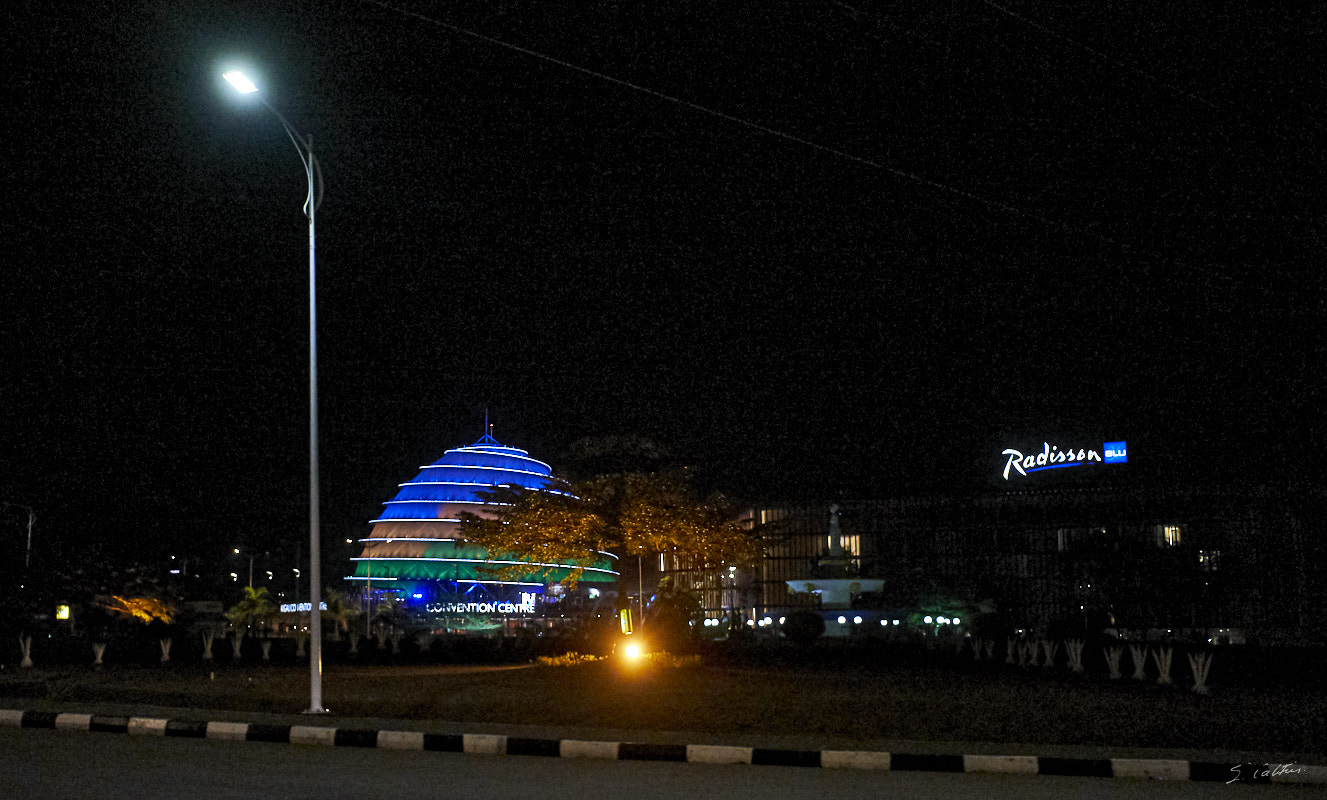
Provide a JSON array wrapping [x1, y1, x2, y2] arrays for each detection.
[[3, 709, 1322, 785]]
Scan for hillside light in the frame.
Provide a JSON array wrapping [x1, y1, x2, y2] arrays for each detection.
[[223, 66, 326, 715]]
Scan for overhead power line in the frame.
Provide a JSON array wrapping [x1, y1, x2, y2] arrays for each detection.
[[361, 0, 1157, 257]]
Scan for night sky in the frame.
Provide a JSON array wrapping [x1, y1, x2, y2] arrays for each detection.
[[4, 2, 1324, 572]]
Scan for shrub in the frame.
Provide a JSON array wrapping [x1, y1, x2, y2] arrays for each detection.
[[537, 651, 603, 667], [781, 611, 826, 645]]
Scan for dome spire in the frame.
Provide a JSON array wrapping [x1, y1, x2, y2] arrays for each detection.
[[475, 408, 501, 447]]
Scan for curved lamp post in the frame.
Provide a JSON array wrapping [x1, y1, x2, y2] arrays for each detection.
[[1, 502, 36, 571], [222, 69, 326, 714]]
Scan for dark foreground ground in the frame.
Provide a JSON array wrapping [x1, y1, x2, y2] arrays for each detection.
[[2, 641, 1323, 761]]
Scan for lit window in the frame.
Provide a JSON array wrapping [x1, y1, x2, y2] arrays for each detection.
[[1199, 550, 1221, 572], [1157, 525, 1182, 547]]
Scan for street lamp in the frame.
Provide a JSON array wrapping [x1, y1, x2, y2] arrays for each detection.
[[222, 68, 326, 714], [232, 548, 253, 588], [2, 502, 36, 571]]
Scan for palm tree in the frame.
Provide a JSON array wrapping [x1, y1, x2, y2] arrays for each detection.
[[225, 586, 277, 637], [320, 588, 359, 641]]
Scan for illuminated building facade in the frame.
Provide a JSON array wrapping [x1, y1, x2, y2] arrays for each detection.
[[348, 433, 618, 629], [670, 438, 1326, 644]]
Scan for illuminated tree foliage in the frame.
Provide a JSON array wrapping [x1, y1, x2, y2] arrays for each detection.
[[225, 586, 277, 634], [95, 595, 174, 624], [458, 471, 759, 586]]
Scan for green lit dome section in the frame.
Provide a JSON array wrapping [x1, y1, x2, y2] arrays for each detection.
[[350, 433, 618, 601]]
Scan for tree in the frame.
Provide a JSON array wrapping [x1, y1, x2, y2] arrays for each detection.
[[373, 594, 408, 631], [95, 595, 174, 625], [225, 586, 277, 636], [458, 470, 759, 587], [646, 576, 703, 652], [320, 587, 359, 641]]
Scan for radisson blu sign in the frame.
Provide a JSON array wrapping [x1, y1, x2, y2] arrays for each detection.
[[1001, 440, 1127, 480]]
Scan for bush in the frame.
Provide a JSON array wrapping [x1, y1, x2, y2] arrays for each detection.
[[537, 651, 603, 667], [781, 611, 826, 645]]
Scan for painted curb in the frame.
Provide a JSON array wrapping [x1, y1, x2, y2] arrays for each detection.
[[2, 708, 1322, 784]]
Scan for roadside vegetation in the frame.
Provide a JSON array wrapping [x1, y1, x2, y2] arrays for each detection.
[[2, 639, 1322, 759]]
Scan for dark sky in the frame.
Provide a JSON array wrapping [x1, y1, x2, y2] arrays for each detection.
[[4, 1, 1324, 568]]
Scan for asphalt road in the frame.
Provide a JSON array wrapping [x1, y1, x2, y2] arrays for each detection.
[[1, 727, 1314, 800]]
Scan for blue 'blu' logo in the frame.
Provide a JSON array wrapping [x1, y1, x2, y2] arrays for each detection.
[[1103, 441, 1128, 464]]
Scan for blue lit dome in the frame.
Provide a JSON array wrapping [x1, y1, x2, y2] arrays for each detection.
[[370, 433, 558, 529], [349, 433, 617, 596]]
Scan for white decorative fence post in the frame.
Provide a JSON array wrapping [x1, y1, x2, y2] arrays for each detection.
[[1152, 646, 1174, 686], [984, 640, 995, 660], [390, 631, 402, 655], [1188, 651, 1213, 694], [1130, 644, 1148, 680], [92, 642, 106, 668], [230, 631, 244, 661], [1104, 646, 1123, 679], [159, 638, 172, 664], [1065, 639, 1085, 673], [201, 629, 215, 661], [349, 634, 360, 655], [296, 632, 307, 658], [260, 640, 272, 661], [19, 635, 33, 669], [1006, 640, 1016, 665]]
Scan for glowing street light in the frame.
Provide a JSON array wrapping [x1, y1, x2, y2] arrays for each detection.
[[222, 67, 326, 715], [222, 70, 258, 94]]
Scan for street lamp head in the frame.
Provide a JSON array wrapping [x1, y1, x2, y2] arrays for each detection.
[[222, 70, 259, 94]]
